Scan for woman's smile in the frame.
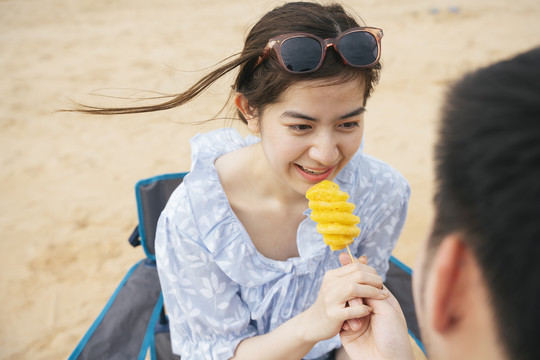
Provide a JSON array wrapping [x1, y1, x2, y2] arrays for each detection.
[[245, 78, 366, 196], [295, 164, 336, 181]]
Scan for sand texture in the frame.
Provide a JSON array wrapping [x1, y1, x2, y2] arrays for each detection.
[[1, 0, 539, 358]]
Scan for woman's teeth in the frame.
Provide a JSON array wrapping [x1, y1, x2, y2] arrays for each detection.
[[299, 165, 327, 175]]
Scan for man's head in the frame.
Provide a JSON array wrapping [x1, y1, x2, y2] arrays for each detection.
[[414, 47, 540, 360]]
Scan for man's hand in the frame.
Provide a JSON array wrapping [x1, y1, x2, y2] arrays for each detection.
[[339, 253, 415, 360]]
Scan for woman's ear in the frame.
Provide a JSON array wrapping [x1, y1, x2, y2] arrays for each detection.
[[234, 93, 259, 133]]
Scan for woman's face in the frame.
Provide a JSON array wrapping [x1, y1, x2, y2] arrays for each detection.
[[248, 78, 366, 196]]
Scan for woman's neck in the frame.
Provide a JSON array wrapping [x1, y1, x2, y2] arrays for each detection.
[[215, 143, 308, 261], [218, 142, 306, 206]]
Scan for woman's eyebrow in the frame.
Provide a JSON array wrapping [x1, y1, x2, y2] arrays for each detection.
[[281, 107, 366, 121], [281, 111, 317, 121], [340, 107, 366, 119]]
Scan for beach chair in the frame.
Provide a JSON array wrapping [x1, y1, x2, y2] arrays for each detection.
[[68, 172, 424, 359], [68, 173, 186, 360]]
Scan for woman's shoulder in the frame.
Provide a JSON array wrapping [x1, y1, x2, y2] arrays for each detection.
[[344, 151, 409, 186], [160, 171, 245, 256], [177, 128, 256, 223], [339, 152, 410, 205], [364, 153, 409, 187], [190, 128, 259, 162], [159, 129, 259, 257]]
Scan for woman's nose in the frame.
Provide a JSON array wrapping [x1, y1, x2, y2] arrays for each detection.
[[308, 133, 339, 165]]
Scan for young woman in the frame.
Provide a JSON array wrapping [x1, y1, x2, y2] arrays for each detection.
[[79, 2, 410, 359]]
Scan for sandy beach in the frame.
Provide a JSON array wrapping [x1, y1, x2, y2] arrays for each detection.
[[1, 0, 539, 358]]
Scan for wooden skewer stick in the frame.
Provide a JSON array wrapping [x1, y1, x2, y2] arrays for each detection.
[[346, 245, 355, 263]]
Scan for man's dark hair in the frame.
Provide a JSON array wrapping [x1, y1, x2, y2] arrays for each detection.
[[429, 47, 540, 360]]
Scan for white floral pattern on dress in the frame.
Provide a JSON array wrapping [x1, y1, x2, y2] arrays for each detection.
[[155, 128, 410, 359]]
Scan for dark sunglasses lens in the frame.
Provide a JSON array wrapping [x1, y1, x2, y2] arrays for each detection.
[[281, 37, 322, 72], [339, 32, 378, 66]]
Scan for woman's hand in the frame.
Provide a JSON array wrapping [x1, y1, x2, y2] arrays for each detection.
[[301, 255, 388, 342], [232, 255, 391, 359], [339, 254, 414, 360]]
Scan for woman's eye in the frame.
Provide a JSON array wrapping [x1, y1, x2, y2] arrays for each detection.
[[289, 124, 312, 131], [339, 121, 360, 129]]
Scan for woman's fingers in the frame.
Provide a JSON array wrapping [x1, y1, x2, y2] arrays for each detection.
[[343, 302, 373, 319], [339, 252, 354, 266], [329, 268, 383, 293], [333, 262, 379, 282], [323, 277, 386, 303], [321, 260, 385, 305], [338, 256, 387, 328], [336, 256, 378, 277], [339, 252, 367, 266], [351, 271, 383, 290], [323, 281, 387, 305], [358, 255, 368, 264], [347, 283, 389, 301], [345, 297, 367, 331], [317, 253, 389, 333], [336, 253, 384, 289], [348, 297, 364, 309]]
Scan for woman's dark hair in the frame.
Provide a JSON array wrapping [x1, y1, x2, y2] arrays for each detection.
[[73, 2, 381, 122]]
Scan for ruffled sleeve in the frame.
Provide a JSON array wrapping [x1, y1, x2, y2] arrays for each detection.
[[155, 129, 264, 359], [155, 184, 258, 359]]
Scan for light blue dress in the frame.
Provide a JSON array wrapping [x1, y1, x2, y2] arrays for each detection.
[[155, 128, 410, 359]]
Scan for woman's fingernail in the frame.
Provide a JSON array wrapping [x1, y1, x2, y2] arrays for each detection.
[[380, 290, 389, 298]]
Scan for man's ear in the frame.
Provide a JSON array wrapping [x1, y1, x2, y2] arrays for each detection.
[[429, 233, 472, 334], [234, 93, 259, 133]]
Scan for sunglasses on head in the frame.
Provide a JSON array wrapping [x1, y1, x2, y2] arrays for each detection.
[[254, 26, 383, 74]]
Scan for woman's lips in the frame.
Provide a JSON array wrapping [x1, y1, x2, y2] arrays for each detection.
[[295, 164, 335, 182]]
